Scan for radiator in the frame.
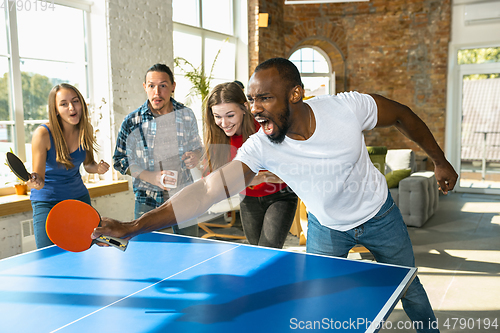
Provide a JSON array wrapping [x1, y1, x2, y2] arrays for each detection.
[[20, 219, 36, 253]]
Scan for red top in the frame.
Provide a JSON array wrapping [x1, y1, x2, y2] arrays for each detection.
[[230, 120, 288, 197]]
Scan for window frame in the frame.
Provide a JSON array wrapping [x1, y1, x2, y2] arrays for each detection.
[[172, 0, 247, 131], [289, 46, 335, 95], [446, 41, 500, 195], [1, 0, 92, 187]]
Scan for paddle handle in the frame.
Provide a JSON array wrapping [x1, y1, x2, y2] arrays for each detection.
[[95, 235, 128, 252]]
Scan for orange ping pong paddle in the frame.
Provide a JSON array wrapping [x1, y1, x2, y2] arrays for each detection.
[[6, 152, 31, 182], [46, 200, 128, 252]]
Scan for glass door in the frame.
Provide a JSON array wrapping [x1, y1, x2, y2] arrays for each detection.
[[458, 64, 500, 192]]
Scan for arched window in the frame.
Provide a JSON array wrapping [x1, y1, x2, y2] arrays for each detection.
[[289, 47, 334, 97]]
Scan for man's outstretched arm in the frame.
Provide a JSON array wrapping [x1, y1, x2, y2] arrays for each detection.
[[92, 160, 257, 240], [371, 93, 458, 194]]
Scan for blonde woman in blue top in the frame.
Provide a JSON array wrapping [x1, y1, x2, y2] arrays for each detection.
[[27, 83, 110, 248]]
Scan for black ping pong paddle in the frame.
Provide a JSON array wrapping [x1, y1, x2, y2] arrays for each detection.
[[6, 152, 31, 182]]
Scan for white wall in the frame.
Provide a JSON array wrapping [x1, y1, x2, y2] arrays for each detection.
[[451, 0, 500, 45], [85, 0, 174, 180], [0, 211, 32, 259], [106, 0, 174, 139]]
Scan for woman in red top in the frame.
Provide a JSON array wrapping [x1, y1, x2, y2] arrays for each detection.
[[203, 82, 298, 248]]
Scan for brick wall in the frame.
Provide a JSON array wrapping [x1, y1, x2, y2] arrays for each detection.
[[251, 0, 451, 163], [249, 0, 287, 75], [248, 0, 260, 75], [107, 0, 174, 137]]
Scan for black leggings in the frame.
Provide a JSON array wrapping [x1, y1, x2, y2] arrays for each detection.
[[238, 187, 298, 248]]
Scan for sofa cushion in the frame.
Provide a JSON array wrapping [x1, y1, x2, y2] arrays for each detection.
[[385, 168, 412, 188], [385, 149, 416, 174]]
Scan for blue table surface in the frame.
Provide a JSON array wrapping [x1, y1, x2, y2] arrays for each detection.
[[0, 232, 416, 333]]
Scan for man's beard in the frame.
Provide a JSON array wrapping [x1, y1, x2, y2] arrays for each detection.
[[150, 99, 166, 113], [267, 105, 291, 144]]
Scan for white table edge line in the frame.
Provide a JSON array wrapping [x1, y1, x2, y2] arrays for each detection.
[[364, 267, 417, 333]]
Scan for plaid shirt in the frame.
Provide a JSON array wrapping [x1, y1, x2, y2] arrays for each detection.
[[113, 99, 202, 208]]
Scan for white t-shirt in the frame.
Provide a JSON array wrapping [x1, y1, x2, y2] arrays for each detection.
[[235, 91, 388, 231]]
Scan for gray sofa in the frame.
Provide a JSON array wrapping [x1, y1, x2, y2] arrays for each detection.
[[385, 149, 439, 227]]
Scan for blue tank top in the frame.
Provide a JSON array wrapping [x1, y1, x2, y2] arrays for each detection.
[[30, 124, 89, 202]]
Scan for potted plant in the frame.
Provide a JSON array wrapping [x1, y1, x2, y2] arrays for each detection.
[[14, 181, 28, 195]]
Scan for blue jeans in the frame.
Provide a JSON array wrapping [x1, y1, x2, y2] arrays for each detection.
[[239, 187, 298, 248], [135, 201, 199, 237], [31, 193, 91, 249], [307, 192, 439, 333]]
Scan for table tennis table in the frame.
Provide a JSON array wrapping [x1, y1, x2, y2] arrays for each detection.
[[0, 232, 416, 333]]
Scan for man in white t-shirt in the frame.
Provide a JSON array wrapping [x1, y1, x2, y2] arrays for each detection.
[[95, 58, 457, 333]]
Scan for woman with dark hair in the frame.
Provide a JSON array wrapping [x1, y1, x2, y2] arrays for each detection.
[[203, 82, 298, 248], [27, 83, 110, 248]]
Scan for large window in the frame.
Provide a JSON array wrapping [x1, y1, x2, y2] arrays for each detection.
[[0, 1, 89, 186], [455, 47, 500, 193], [289, 47, 334, 97], [172, 0, 245, 130]]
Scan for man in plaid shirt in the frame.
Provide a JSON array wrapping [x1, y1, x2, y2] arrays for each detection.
[[113, 64, 202, 236]]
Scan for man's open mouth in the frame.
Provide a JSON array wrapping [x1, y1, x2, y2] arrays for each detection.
[[256, 118, 274, 135]]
